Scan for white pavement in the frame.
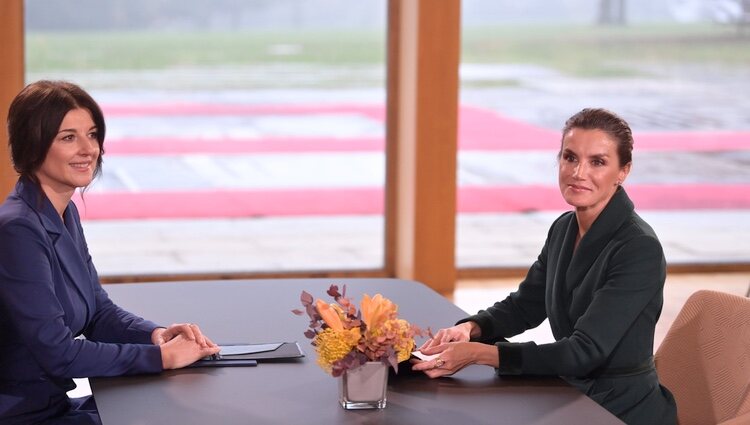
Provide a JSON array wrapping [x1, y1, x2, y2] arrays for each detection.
[[83, 209, 750, 277]]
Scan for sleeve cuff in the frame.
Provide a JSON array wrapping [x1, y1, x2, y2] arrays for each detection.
[[134, 322, 162, 345], [144, 344, 164, 373], [495, 341, 524, 375]]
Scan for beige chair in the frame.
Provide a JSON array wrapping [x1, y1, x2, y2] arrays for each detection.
[[655, 290, 750, 425]]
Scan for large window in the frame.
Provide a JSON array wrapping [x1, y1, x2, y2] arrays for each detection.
[[24, 0, 746, 279], [26, 0, 388, 277], [457, 0, 750, 269]]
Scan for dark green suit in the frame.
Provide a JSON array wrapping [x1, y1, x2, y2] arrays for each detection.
[[462, 188, 676, 424]]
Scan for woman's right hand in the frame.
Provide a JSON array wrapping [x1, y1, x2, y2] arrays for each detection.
[[419, 321, 479, 351], [160, 334, 221, 369]]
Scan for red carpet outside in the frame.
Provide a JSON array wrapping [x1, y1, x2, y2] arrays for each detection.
[[75, 103, 750, 220]]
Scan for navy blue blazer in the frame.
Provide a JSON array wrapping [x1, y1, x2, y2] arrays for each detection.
[[0, 177, 162, 424], [462, 188, 676, 424]]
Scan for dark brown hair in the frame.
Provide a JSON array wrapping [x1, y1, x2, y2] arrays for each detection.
[[560, 108, 633, 167], [7, 80, 106, 182]]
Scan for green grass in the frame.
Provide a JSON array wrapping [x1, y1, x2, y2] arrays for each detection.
[[27, 29, 387, 71], [461, 23, 750, 77], [27, 23, 750, 80]]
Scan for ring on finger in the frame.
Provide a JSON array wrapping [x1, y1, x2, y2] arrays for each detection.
[[435, 358, 445, 368]]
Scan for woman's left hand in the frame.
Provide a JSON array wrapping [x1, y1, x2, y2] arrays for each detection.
[[151, 323, 217, 349], [411, 341, 498, 378]]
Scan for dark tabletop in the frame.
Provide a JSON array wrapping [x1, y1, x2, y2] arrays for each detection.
[[91, 278, 623, 425]]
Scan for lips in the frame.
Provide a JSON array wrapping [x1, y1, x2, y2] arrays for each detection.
[[567, 184, 590, 192], [70, 161, 92, 170]]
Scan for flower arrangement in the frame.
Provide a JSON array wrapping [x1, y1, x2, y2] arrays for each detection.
[[292, 284, 424, 377]]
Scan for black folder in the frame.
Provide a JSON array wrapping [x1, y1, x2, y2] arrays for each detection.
[[189, 342, 305, 368]]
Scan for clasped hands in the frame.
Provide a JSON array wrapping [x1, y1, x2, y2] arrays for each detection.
[[411, 321, 498, 378], [152, 323, 220, 369]]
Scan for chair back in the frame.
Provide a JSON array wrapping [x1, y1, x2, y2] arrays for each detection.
[[655, 290, 750, 425]]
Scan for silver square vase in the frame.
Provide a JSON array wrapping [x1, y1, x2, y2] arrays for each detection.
[[338, 361, 388, 409]]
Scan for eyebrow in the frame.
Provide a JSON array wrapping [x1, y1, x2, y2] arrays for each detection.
[[562, 149, 610, 158], [57, 126, 98, 134]]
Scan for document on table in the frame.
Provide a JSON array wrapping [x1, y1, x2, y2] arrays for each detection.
[[190, 342, 305, 368]]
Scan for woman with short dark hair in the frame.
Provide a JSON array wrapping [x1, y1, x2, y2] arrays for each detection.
[[0, 80, 220, 424], [413, 108, 677, 424]]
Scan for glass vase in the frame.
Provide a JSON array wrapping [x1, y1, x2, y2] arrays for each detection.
[[338, 361, 389, 409]]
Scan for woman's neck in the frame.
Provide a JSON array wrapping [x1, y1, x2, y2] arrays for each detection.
[[39, 183, 74, 218], [574, 206, 603, 249]]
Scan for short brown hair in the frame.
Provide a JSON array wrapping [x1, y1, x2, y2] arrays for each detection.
[[560, 108, 633, 167], [7, 80, 106, 182]]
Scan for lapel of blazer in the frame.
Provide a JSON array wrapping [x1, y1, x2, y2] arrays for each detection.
[[548, 213, 579, 337], [17, 178, 95, 322], [565, 187, 633, 290]]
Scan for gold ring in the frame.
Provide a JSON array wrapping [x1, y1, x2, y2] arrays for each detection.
[[435, 358, 445, 368]]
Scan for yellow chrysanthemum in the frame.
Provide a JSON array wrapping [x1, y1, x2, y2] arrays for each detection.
[[396, 341, 416, 362], [388, 319, 416, 362], [313, 327, 361, 372]]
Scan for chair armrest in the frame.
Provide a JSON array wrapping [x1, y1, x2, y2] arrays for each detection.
[[718, 411, 750, 425]]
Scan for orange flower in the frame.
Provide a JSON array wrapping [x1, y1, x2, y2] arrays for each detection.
[[295, 285, 426, 376], [360, 294, 397, 330], [316, 299, 344, 331]]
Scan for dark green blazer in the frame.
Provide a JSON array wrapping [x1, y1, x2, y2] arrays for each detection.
[[463, 188, 676, 424]]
